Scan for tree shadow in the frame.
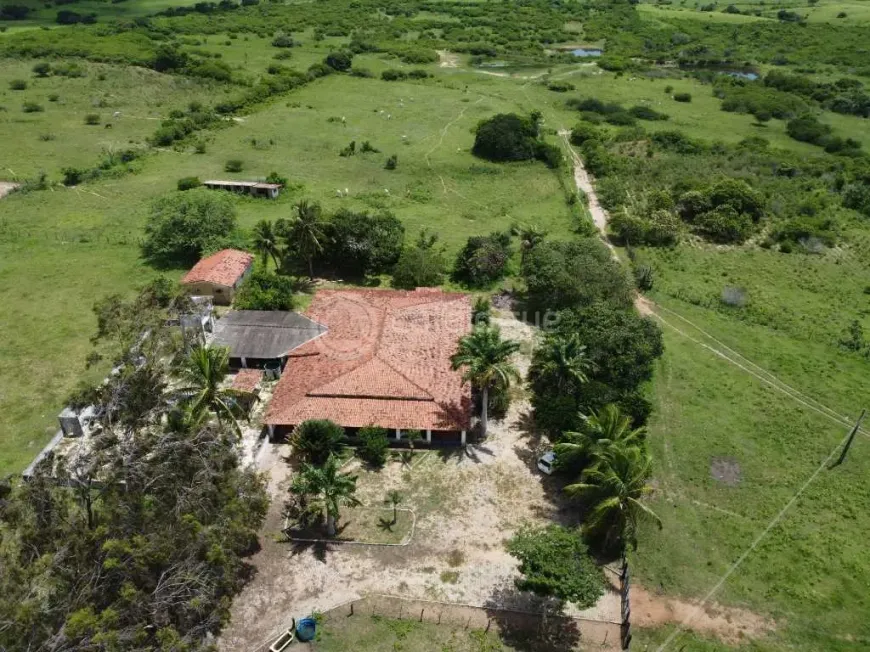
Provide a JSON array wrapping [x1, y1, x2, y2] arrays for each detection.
[[288, 538, 335, 562], [484, 583, 582, 652]]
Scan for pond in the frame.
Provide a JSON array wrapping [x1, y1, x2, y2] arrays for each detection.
[[724, 70, 759, 81], [571, 48, 603, 58]]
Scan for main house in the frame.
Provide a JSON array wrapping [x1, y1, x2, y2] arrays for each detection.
[[264, 288, 473, 446], [181, 249, 254, 305]]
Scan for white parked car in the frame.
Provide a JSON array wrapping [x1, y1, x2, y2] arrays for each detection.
[[537, 451, 556, 475]]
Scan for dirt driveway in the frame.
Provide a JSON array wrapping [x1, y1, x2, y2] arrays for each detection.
[[218, 314, 622, 650]]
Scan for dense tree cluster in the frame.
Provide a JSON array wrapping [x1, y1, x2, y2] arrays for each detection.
[[472, 112, 561, 168]]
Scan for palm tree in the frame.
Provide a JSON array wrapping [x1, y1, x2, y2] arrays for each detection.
[[529, 333, 593, 392], [451, 326, 520, 437], [290, 456, 361, 536], [252, 219, 282, 270], [384, 489, 403, 524], [288, 200, 327, 278], [565, 443, 662, 551], [511, 223, 547, 268], [176, 344, 244, 436], [554, 404, 646, 474]]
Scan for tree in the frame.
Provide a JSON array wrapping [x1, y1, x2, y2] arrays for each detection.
[[512, 223, 547, 268], [290, 419, 346, 466], [392, 229, 447, 289], [472, 112, 543, 163], [252, 219, 282, 269], [523, 239, 634, 312], [325, 51, 353, 72], [451, 326, 520, 436], [290, 456, 361, 536], [554, 404, 647, 475], [357, 426, 390, 467], [283, 200, 327, 278], [318, 208, 405, 278], [142, 189, 237, 265], [452, 231, 513, 287], [176, 344, 245, 435], [234, 269, 296, 310], [565, 444, 661, 551], [384, 489, 403, 524], [529, 333, 592, 393], [506, 525, 605, 608]]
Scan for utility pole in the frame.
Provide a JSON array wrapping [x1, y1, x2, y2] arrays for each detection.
[[831, 409, 866, 468]]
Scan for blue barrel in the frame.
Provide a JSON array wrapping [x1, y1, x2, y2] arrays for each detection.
[[296, 617, 317, 642]]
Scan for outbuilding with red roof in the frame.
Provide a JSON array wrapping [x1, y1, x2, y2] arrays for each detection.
[[264, 288, 473, 446], [181, 249, 254, 305]]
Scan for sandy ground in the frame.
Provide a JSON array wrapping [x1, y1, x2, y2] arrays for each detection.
[[218, 314, 622, 651]]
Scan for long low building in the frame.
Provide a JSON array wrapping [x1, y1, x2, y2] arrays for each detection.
[[264, 288, 473, 445], [203, 180, 282, 199]]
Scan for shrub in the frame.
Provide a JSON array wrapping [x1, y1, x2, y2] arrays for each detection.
[[407, 69, 430, 79], [472, 112, 543, 163], [265, 171, 287, 185], [271, 33, 294, 48], [357, 426, 390, 467], [786, 115, 831, 145], [315, 209, 405, 278], [707, 179, 764, 220], [194, 141, 207, 154], [634, 264, 654, 291], [84, 113, 100, 125], [842, 183, 870, 216], [234, 270, 296, 310], [381, 69, 407, 81], [48, 93, 59, 102], [535, 142, 563, 169], [569, 122, 602, 146], [62, 167, 85, 186], [9, 79, 27, 90], [142, 189, 237, 265], [325, 51, 353, 72], [547, 81, 575, 92], [290, 419, 345, 466], [22, 102, 44, 113], [385, 154, 398, 170], [673, 92, 692, 103], [453, 232, 513, 287], [32, 62, 51, 77], [696, 205, 754, 243], [177, 176, 201, 191], [392, 230, 447, 289], [224, 159, 243, 172], [629, 105, 669, 121]]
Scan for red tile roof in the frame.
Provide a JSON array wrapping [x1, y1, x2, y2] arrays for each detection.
[[181, 249, 253, 287], [265, 289, 472, 431], [232, 369, 263, 394]]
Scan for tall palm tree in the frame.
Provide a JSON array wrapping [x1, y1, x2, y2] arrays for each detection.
[[450, 326, 520, 437], [511, 223, 547, 268], [384, 489, 403, 525], [529, 333, 593, 392], [252, 219, 282, 270], [565, 443, 662, 551], [288, 200, 327, 279], [176, 344, 244, 436], [291, 456, 361, 536], [554, 404, 646, 474]]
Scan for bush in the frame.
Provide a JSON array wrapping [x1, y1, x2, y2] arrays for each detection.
[[696, 205, 753, 243], [569, 122, 602, 146], [472, 113, 540, 162], [547, 81, 575, 93], [10, 79, 27, 90], [234, 269, 296, 310], [142, 189, 237, 265], [271, 33, 294, 48], [224, 159, 243, 172], [32, 62, 51, 77], [453, 232, 513, 287], [786, 115, 831, 145], [629, 105, 669, 121], [392, 230, 447, 289], [315, 209, 405, 278], [535, 142, 563, 169], [177, 176, 201, 191], [673, 92, 692, 103], [325, 51, 353, 72], [385, 154, 398, 170], [62, 167, 85, 186], [523, 239, 633, 312], [290, 419, 345, 466], [22, 101, 44, 113], [357, 426, 390, 467], [842, 183, 870, 216], [407, 69, 430, 79], [265, 171, 287, 185], [381, 69, 407, 81], [84, 113, 100, 125], [48, 93, 59, 102]]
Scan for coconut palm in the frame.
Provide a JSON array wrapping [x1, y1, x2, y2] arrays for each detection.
[[554, 404, 646, 474], [511, 223, 547, 268], [287, 200, 327, 278], [176, 344, 244, 436], [529, 332, 593, 392], [252, 219, 282, 270], [450, 326, 520, 437], [565, 443, 661, 551], [290, 456, 361, 536]]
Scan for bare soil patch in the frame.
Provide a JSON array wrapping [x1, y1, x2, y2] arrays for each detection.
[[0, 182, 20, 199], [631, 585, 774, 644], [437, 50, 459, 68], [710, 455, 741, 486]]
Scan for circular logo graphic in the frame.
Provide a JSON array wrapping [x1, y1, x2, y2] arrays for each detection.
[[312, 295, 381, 362]]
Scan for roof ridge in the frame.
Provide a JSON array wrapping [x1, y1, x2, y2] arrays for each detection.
[[375, 353, 435, 400]]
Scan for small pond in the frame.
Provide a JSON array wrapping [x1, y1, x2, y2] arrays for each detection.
[[571, 48, 603, 58], [724, 70, 759, 81]]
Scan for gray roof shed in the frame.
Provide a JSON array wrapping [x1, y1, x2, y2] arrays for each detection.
[[212, 310, 327, 360]]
